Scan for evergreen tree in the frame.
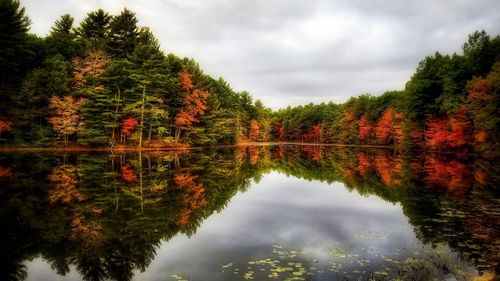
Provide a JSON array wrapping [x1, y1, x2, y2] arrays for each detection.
[[0, 0, 31, 106], [77, 9, 111, 50], [108, 8, 139, 57]]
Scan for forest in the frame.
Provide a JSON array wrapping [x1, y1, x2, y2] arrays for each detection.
[[1, 0, 499, 155]]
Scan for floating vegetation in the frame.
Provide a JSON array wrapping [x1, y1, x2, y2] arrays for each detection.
[[218, 241, 484, 281], [170, 274, 188, 281]]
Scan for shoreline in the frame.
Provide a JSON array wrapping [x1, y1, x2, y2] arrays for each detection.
[[0, 142, 487, 157]]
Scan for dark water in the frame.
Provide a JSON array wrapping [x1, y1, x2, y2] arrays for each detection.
[[0, 145, 498, 281]]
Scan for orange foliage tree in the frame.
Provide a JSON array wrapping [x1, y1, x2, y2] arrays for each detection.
[[425, 109, 471, 150], [174, 71, 209, 141], [72, 50, 109, 88], [358, 115, 373, 141], [249, 119, 260, 141], [48, 96, 86, 145]]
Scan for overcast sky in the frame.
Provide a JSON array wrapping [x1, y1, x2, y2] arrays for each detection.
[[22, 0, 500, 109]]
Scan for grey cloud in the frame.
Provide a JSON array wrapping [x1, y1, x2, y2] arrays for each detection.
[[22, 0, 500, 109]]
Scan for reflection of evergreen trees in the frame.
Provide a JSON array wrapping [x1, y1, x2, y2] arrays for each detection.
[[0, 146, 498, 280]]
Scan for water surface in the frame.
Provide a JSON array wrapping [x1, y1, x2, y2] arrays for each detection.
[[0, 145, 498, 280]]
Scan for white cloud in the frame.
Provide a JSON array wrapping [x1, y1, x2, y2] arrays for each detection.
[[21, 0, 500, 109]]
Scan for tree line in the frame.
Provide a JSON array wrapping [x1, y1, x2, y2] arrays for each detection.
[[0, 0, 499, 154], [0, 0, 268, 148], [271, 32, 500, 155]]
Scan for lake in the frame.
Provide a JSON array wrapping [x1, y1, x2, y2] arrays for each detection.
[[0, 145, 498, 281]]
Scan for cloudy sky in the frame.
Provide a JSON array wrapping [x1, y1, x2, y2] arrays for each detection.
[[22, 0, 500, 109]]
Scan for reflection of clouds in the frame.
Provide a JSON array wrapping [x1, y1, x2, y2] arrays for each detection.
[[137, 172, 419, 280]]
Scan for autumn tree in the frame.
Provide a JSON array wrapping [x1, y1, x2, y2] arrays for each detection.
[[72, 50, 109, 88], [358, 115, 373, 141], [121, 117, 138, 143], [174, 71, 209, 141], [48, 96, 86, 145], [248, 119, 260, 141]]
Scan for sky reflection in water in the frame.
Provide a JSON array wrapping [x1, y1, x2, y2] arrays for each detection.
[[0, 146, 495, 281]]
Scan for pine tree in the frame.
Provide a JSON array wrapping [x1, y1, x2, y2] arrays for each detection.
[[107, 8, 139, 57], [77, 9, 111, 50]]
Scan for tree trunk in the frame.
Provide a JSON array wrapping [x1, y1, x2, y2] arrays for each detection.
[[138, 86, 146, 149]]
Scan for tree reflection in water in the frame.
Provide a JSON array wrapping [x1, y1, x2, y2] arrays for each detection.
[[0, 145, 498, 280]]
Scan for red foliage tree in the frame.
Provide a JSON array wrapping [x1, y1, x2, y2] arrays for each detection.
[[174, 71, 209, 141], [375, 108, 393, 143], [121, 117, 138, 137], [303, 124, 321, 143], [274, 122, 285, 140], [358, 115, 373, 141], [425, 109, 471, 150], [447, 108, 470, 148]]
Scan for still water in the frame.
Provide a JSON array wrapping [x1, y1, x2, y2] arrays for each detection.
[[0, 145, 498, 281]]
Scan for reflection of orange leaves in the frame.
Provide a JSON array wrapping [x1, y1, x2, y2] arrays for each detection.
[[359, 153, 402, 186], [474, 169, 488, 187], [48, 165, 87, 205], [357, 152, 372, 176], [302, 146, 321, 162], [174, 171, 208, 226], [69, 212, 103, 248], [235, 147, 247, 160], [249, 146, 260, 165], [375, 155, 393, 186], [0, 119, 13, 134], [120, 164, 137, 182], [424, 156, 469, 196], [475, 130, 488, 143], [0, 166, 13, 177], [274, 145, 285, 160]]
